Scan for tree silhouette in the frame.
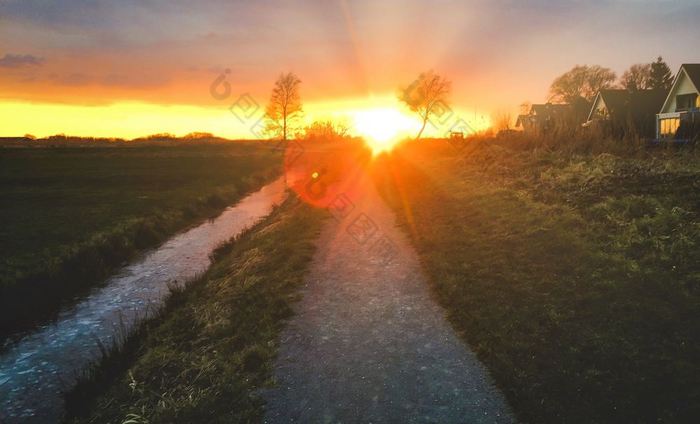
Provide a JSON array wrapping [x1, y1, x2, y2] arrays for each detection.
[[649, 56, 673, 91], [492, 110, 513, 132], [265, 73, 303, 141], [399, 71, 451, 140], [549, 65, 616, 104], [620, 64, 652, 91], [300, 119, 351, 141]]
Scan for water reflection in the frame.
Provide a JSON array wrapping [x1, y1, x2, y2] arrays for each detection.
[[0, 178, 286, 423]]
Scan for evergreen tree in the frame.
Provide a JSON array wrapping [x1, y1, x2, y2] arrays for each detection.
[[649, 56, 673, 91]]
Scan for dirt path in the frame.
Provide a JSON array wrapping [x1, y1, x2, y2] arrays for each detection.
[[263, 175, 514, 423]]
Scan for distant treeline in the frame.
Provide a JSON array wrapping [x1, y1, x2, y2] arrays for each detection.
[[0, 132, 255, 147]]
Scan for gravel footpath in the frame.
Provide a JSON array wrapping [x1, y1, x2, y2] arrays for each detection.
[[263, 175, 515, 423]]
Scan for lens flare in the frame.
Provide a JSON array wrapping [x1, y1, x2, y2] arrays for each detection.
[[352, 108, 417, 154]]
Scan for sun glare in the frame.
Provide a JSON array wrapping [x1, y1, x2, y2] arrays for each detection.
[[352, 108, 417, 154]]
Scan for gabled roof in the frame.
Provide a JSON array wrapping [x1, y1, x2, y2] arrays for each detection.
[[588, 89, 666, 121], [530, 103, 569, 115], [660, 64, 700, 114], [587, 90, 614, 121], [630, 89, 669, 116], [530, 103, 570, 117], [516, 104, 571, 128], [598, 89, 629, 117], [682, 64, 700, 90]]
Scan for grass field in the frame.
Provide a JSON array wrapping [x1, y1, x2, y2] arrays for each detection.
[[0, 142, 281, 340], [65, 196, 325, 424], [372, 137, 700, 422], [48, 136, 700, 422]]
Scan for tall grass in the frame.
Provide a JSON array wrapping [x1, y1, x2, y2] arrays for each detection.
[[0, 143, 281, 342], [64, 196, 325, 424], [371, 134, 700, 422]]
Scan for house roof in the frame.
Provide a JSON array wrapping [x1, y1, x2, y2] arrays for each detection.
[[598, 90, 629, 115], [588, 89, 666, 121], [587, 91, 611, 121], [681, 64, 700, 90], [530, 103, 570, 117], [660, 64, 700, 114], [630, 89, 668, 119]]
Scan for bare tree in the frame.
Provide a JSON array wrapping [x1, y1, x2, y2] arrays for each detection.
[[549, 65, 616, 103], [265, 72, 302, 141], [492, 110, 513, 132], [399, 71, 451, 140], [620, 64, 652, 91]]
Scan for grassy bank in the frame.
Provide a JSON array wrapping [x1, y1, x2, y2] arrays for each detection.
[[371, 137, 700, 422], [0, 143, 280, 340], [64, 195, 324, 423]]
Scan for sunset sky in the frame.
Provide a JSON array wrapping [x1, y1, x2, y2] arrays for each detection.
[[1, 0, 699, 139]]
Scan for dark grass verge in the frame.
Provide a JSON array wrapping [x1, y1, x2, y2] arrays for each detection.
[[370, 138, 700, 423], [0, 168, 279, 344], [63, 194, 325, 424]]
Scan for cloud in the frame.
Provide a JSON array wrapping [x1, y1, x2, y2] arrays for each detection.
[[1, 0, 699, 110], [0, 53, 44, 68], [54, 73, 91, 86], [101, 73, 170, 89]]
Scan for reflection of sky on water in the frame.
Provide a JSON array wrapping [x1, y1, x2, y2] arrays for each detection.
[[0, 178, 286, 423]]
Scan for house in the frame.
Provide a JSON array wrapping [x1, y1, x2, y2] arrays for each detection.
[[584, 89, 666, 137], [515, 103, 572, 133], [656, 64, 700, 140], [514, 113, 533, 132]]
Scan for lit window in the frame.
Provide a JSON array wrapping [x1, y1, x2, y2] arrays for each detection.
[[660, 118, 681, 138]]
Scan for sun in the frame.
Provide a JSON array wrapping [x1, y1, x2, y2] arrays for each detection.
[[352, 108, 417, 154]]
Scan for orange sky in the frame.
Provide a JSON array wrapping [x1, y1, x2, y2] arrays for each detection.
[[1, 0, 699, 138]]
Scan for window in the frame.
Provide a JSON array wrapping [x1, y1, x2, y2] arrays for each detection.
[[659, 118, 680, 138], [676, 93, 698, 111]]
